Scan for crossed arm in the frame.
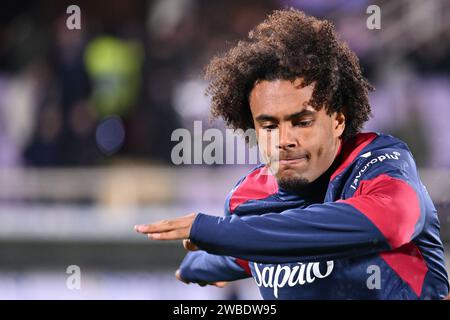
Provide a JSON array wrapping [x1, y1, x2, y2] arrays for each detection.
[[134, 213, 197, 242], [135, 168, 423, 264]]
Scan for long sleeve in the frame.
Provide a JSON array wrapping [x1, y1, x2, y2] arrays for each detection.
[[189, 151, 426, 264], [178, 251, 251, 283]]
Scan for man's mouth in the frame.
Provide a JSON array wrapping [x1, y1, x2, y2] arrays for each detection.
[[278, 157, 308, 165], [272, 154, 309, 166]]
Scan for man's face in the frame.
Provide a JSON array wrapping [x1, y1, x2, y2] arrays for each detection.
[[249, 78, 345, 190]]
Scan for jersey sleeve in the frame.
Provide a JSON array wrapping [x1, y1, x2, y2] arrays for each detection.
[[178, 251, 251, 283], [189, 149, 426, 264]]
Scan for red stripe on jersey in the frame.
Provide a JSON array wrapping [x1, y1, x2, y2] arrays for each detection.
[[340, 174, 421, 249], [229, 166, 278, 213], [380, 242, 428, 296], [331, 132, 378, 181], [235, 258, 252, 276]]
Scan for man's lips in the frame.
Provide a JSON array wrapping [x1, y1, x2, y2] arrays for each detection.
[[279, 157, 307, 165], [273, 155, 309, 165]]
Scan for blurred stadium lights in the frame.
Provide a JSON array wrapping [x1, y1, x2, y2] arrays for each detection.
[[95, 116, 126, 155]]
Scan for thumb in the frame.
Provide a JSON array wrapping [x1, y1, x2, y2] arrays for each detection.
[[212, 281, 228, 288], [183, 239, 199, 251], [175, 269, 190, 284]]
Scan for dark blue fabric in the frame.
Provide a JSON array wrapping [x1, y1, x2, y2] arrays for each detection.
[[181, 133, 449, 299]]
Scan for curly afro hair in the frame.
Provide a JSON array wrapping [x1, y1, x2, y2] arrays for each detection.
[[205, 8, 373, 141]]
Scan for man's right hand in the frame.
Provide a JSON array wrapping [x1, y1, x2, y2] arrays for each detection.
[[183, 239, 199, 251], [175, 269, 228, 288]]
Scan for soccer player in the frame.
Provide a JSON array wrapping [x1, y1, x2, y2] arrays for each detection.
[[135, 9, 449, 299]]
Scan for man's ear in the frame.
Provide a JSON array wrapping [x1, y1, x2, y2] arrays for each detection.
[[334, 112, 346, 138]]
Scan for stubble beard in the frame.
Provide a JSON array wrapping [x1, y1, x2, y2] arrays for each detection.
[[276, 175, 311, 193]]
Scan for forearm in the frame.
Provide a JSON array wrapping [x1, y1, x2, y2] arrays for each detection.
[[179, 251, 251, 283], [189, 202, 391, 264], [189, 169, 423, 264]]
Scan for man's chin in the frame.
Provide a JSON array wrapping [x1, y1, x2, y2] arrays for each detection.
[[277, 176, 311, 193]]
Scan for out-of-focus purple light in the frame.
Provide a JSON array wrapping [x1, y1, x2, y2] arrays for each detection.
[[95, 116, 125, 155]]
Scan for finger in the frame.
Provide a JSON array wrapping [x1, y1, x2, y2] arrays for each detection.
[[135, 214, 195, 234], [175, 270, 190, 284], [135, 220, 177, 234], [183, 239, 199, 251], [147, 228, 188, 240], [212, 281, 228, 288]]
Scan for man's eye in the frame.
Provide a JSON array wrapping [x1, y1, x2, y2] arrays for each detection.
[[295, 120, 313, 127], [262, 125, 278, 131]]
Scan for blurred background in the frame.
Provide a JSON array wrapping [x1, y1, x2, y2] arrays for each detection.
[[0, 0, 449, 299]]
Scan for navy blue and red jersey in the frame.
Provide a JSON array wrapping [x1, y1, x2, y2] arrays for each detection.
[[179, 132, 449, 299]]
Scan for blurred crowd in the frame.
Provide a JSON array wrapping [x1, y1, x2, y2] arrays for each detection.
[[0, 0, 449, 168]]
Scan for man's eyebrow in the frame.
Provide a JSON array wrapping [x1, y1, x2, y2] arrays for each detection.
[[285, 109, 316, 121], [255, 114, 278, 122], [255, 109, 316, 122]]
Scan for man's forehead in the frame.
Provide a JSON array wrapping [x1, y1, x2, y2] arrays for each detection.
[[250, 79, 315, 105]]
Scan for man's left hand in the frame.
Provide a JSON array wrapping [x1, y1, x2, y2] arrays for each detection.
[[134, 213, 197, 241]]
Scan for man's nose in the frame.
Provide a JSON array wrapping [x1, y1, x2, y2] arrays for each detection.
[[277, 125, 297, 150]]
